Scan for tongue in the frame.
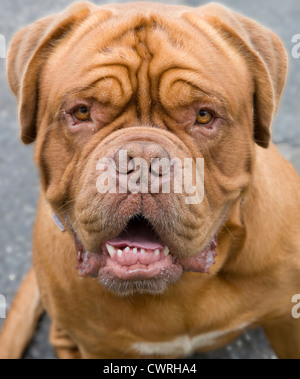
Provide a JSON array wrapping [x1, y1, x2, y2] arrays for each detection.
[[107, 218, 164, 250], [106, 239, 163, 249]]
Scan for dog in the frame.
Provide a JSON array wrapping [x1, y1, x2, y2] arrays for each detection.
[[0, 1, 299, 359]]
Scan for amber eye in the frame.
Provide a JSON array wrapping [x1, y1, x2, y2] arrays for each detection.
[[196, 109, 213, 125], [74, 106, 91, 122]]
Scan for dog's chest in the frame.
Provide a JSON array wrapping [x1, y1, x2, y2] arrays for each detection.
[[131, 322, 250, 357]]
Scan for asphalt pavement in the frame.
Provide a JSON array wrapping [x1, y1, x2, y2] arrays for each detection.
[[0, 0, 299, 359]]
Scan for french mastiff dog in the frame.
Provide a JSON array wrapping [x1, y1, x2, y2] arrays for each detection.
[[0, 1, 300, 359]]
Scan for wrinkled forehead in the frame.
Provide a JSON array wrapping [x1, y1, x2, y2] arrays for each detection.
[[42, 7, 252, 111]]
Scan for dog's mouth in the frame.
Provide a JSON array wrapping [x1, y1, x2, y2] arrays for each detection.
[[73, 216, 218, 295]]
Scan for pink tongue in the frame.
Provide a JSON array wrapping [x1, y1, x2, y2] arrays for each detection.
[[107, 239, 163, 249], [107, 219, 163, 250]]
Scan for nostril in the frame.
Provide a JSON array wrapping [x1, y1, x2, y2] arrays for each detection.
[[114, 150, 130, 175], [150, 157, 171, 177], [113, 143, 171, 178], [114, 150, 138, 175], [127, 156, 136, 174]]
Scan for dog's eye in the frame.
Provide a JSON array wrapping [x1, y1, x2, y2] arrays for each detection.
[[73, 106, 91, 122], [196, 109, 213, 125]]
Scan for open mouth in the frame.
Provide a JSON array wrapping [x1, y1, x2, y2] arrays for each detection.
[[74, 216, 218, 294]]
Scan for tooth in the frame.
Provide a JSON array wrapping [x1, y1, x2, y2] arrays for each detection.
[[106, 244, 116, 258], [155, 249, 160, 256], [117, 249, 123, 258], [125, 247, 130, 252], [141, 249, 145, 254], [164, 247, 170, 256], [133, 248, 138, 254]]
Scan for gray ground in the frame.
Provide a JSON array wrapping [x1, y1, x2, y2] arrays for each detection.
[[0, 0, 299, 360]]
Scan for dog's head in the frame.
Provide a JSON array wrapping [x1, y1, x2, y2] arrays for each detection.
[[7, 2, 287, 295]]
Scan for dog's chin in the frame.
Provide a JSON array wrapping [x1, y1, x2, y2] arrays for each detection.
[[73, 216, 218, 296], [79, 250, 183, 296], [98, 269, 182, 296]]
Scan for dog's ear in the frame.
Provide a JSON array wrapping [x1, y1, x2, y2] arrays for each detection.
[[184, 3, 288, 148], [7, 2, 97, 144]]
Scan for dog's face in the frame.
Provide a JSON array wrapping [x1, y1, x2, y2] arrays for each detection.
[[8, 2, 287, 295]]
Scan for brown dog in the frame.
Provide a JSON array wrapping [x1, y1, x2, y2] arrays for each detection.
[[1, 1, 300, 359]]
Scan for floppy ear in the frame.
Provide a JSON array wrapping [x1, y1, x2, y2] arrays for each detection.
[[7, 2, 96, 144], [185, 3, 288, 148]]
